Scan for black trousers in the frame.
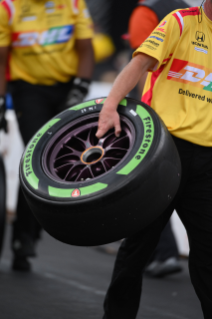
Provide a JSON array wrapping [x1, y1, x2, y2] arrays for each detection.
[[103, 136, 212, 319], [9, 80, 73, 245], [150, 219, 179, 262]]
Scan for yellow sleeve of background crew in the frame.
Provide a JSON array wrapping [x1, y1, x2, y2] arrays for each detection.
[[75, 0, 94, 39], [133, 11, 181, 71], [0, 3, 11, 46]]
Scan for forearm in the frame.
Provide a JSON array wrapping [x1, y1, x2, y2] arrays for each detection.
[[138, 72, 148, 96], [76, 39, 94, 79], [96, 53, 157, 138], [103, 53, 156, 111], [63, 39, 94, 109]]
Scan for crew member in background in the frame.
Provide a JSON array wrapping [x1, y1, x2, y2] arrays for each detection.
[[128, 0, 189, 278], [0, 0, 94, 271]]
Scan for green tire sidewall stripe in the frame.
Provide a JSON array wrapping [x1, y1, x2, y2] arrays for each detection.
[[23, 119, 61, 190], [48, 183, 108, 198], [69, 98, 127, 111], [117, 105, 154, 175], [22, 98, 154, 198], [69, 99, 101, 111]]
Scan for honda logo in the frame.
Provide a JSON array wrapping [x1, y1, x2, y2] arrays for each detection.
[[195, 31, 205, 42]]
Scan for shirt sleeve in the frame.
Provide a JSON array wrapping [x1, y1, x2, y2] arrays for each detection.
[[74, 0, 94, 40], [0, 1, 11, 46], [128, 6, 159, 50], [133, 11, 181, 71]]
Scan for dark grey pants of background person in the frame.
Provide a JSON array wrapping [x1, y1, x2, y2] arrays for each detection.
[[9, 79, 73, 257], [103, 136, 212, 319]]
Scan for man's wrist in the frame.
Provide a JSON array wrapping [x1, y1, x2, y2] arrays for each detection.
[[103, 96, 122, 112]]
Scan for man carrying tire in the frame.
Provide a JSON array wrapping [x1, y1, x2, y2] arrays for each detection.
[[128, 0, 190, 279], [96, 1, 212, 318], [0, 0, 94, 271]]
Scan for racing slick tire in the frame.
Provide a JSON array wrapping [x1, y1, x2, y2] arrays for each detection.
[[0, 155, 6, 256], [19, 97, 181, 246]]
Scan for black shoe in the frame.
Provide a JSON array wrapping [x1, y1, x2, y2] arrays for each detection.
[[145, 257, 183, 278], [12, 235, 36, 258], [12, 257, 31, 272]]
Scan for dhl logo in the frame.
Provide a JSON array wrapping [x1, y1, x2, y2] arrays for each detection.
[[167, 59, 212, 92], [12, 25, 74, 47], [155, 27, 166, 33]]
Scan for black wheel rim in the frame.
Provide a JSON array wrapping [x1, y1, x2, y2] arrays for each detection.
[[42, 113, 136, 183]]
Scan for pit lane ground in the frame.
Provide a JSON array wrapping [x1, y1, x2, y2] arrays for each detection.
[[0, 225, 203, 319]]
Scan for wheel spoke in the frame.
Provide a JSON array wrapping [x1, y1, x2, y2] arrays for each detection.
[[67, 136, 86, 152], [100, 131, 117, 148], [76, 166, 92, 181], [110, 135, 129, 148], [54, 162, 73, 171], [105, 146, 128, 152], [88, 166, 95, 178], [63, 145, 82, 157], [104, 156, 122, 161], [55, 154, 80, 162], [87, 126, 98, 146], [103, 158, 120, 171], [91, 162, 105, 177], [100, 160, 107, 173], [64, 162, 84, 181], [75, 135, 87, 146], [87, 127, 92, 143]]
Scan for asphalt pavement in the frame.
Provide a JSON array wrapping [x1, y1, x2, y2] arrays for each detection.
[[0, 225, 203, 319]]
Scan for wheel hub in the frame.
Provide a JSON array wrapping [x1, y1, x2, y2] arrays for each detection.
[[81, 146, 104, 165]]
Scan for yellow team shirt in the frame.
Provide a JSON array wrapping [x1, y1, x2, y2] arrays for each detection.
[[134, 7, 212, 147], [0, 0, 93, 85]]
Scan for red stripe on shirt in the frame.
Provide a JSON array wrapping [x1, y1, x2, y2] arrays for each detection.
[[163, 58, 171, 63], [178, 7, 200, 17], [1, 1, 12, 20], [74, 0, 79, 9], [142, 65, 165, 107], [163, 54, 173, 63], [173, 13, 182, 36]]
